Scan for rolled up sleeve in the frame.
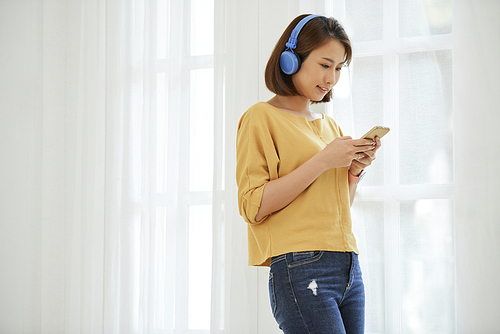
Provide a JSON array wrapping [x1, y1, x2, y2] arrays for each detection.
[[236, 108, 278, 225]]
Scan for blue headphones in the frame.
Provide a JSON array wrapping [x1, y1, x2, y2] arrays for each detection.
[[280, 14, 322, 75]]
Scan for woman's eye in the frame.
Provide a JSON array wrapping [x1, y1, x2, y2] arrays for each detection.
[[321, 64, 330, 69], [336, 67, 343, 71]]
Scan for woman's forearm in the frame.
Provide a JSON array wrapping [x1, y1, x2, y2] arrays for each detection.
[[255, 154, 328, 221]]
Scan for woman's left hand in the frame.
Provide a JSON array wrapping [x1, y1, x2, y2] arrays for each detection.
[[350, 136, 382, 175]]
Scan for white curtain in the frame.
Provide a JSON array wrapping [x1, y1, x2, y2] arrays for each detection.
[[0, 0, 151, 332], [1, 0, 499, 334]]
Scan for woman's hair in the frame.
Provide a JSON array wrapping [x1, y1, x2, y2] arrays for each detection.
[[265, 14, 352, 103]]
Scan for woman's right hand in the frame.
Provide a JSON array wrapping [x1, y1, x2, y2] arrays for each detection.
[[317, 136, 375, 170]]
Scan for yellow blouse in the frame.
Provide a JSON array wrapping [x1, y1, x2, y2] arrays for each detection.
[[236, 102, 359, 266]]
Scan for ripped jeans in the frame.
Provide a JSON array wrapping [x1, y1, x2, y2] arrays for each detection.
[[269, 251, 365, 334]]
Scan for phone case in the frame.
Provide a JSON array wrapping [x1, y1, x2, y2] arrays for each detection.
[[361, 126, 390, 140]]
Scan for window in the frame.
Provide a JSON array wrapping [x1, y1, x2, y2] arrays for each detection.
[[152, 0, 215, 331], [329, 0, 455, 332]]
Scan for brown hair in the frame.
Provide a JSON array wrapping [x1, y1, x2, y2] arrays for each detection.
[[265, 14, 352, 103]]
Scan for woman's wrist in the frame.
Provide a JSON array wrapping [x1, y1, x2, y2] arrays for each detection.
[[312, 152, 330, 173], [348, 165, 365, 183], [348, 164, 363, 176]]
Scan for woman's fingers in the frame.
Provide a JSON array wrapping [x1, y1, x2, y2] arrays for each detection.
[[352, 139, 376, 147], [350, 136, 382, 170], [353, 145, 377, 164], [363, 149, 376, 159]]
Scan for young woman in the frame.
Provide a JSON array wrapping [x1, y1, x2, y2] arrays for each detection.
[[236, 14, 382, 333]]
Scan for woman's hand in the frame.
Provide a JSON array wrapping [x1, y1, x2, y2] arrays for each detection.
[[317, 136, 376, 171], [349, 136, 382, 176]]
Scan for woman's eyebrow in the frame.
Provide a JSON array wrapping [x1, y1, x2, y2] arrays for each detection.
[[321, 57, 345, 65]]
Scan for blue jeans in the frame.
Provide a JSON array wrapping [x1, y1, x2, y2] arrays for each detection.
[[269, 251, 365, 334]]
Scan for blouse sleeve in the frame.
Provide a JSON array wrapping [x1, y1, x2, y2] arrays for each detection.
[[236, 107, 278, 225]]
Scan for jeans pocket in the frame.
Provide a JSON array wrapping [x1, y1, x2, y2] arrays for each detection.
[[268, 272, 277, 316], [289, 251, 323, 268]]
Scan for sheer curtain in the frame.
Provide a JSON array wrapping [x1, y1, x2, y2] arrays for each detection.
[[1, 1, 499, 334], [0, 0, 152, 332]]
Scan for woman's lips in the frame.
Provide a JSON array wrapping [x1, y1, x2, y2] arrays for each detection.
[[317, 85, 328, 93]]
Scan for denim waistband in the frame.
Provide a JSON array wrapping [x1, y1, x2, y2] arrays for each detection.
[[270, 253, 287, 266], [270, 251, 356, 267]]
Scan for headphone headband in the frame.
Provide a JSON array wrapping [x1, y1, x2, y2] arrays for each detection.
[[285, 14, 321, 50]]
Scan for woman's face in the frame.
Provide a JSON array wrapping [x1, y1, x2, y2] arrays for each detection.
[[292, 39, 346, 102]]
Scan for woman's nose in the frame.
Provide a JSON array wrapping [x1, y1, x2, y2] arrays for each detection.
[[325, 70, 337, 85]]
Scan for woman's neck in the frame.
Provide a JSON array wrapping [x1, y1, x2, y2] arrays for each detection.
[[267, 95, 312, 118]]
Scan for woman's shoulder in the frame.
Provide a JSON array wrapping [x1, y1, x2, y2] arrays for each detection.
[[239, 102, 276, 124], [243, 101, 274, 117]]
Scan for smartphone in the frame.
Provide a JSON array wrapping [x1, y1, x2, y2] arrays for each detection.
[[360, 126, 390, 141]]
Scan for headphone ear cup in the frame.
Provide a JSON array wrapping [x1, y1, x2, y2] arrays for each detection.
[[280, 50, 300, 75]]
